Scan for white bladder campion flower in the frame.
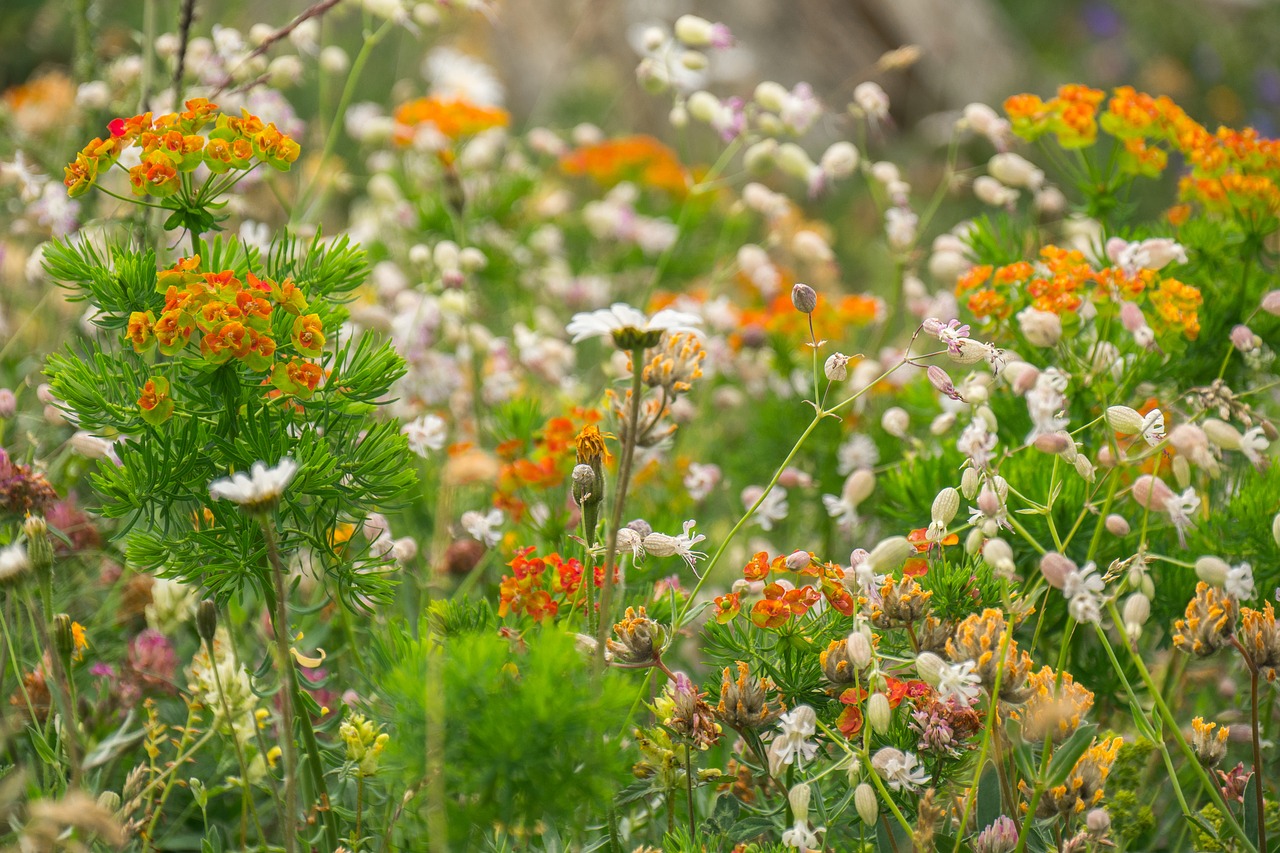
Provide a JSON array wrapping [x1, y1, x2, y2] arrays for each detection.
[[871, 747, 929, 792], [642, 520, 707, 569], [565, 302, 702, 348], [767, 704, 819, 775], [402, 414, 448, 457], [460, 508, 504, 548], [209, 458, 298, 512], [1106, 405, 1165, 446]]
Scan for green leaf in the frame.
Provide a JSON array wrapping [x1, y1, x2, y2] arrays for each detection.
[[976, 760, 1004, 830], [1244, 774, 1260, 848], [1045, 723, 1099, 788]]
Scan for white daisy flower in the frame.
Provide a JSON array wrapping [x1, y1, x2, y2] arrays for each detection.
[[402, 414, 448, 457], [565, 303, 702, 346], [209, 458, 298, 511]]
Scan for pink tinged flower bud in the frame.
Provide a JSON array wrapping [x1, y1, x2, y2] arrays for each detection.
[[927, 366, 963, 401], [786, 550, 812, 571], [791, 282, 818, 314], [1016, 306, 1062, 347], [1231, 324, 1260, 353], [867, 691, 892, 733], [983, 537, 1014, 570], [778, 467, 813, 488], [1261, 290, 1280, 316], [1002, 361, 1040, 395], [1118, 301, 1147, 333], [825, 352, 850, 381], [1033, 432, 1073, 455], [965, 528, 984, 555], [1105, 514, 1130, 537], [1039, 552, 1077, 590], [1131, 474, 1173, 511], [988, 152, 1044, 190], [854, 782, 878, 824], [1195, 556, 1230, 586], [977, 487, 1001, 517], [0, 389, 15, 419], [674, 14, 716, 46], [844, 469, 876, 506]]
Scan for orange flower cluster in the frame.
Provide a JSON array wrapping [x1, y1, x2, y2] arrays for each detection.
[[64, 98, 300, 199], [713, 550, 854, 627], [497, 546, 595, 622], [392, 96, 510, 146], [495, 408, 603, 520], [956, 245, 1201, 339], [736, 292, 884, 350], [128, 256, 324, 424], [1003, 85, 1106, 148], [559, 135, 689, 196]]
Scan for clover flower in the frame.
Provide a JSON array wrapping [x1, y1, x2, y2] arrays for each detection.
[[1018, 666, 1094, 744], [208, 458, 298, 512], [1191, 717, 1230, 767], [565, 302, 702, 348]]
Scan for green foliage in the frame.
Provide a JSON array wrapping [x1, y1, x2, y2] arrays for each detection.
[[371, 624, 635, 846]]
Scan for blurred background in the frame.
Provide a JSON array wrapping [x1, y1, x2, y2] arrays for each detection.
[[6, 0, 1280, 135]]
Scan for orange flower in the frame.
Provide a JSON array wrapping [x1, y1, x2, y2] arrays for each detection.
[[749, 598, 791, 629], [392, 96, 510, 144], [560, 135, 689, 196]]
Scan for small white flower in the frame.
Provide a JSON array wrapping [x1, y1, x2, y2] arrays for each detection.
[[871, 747, 929, 792], [768, 705, 819, 775], [460, 508, 504, 548], [0, 543, 31, 584], [936, 659, 982, 704], [683, 462, 721, 501], [837, 433, 879, 476], [402, 414, 448, 457], [1165, 487, 1201, 547], [642, 520, 707, 569], [1240, 426, 1270, 468], [743, 485, 789, 531], [1226, 562, 1255, 600], [565, 302, 702, 344], [1063, 561, 1105, 625], [209, 458, 298, 511]]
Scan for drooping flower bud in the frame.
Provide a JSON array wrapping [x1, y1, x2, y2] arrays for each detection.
[[931, 487, 960, 525], [196, 600, 219, 645], [867, 692, 892, 733], [865, 536, 913, 576], [881, 407, 909, 438], [855, 782, 878, 824], [791, 283, 818, 314], [1105, 514, 1130, 537], [1195, 556, 1230, 586], [846, 628, 873, 668]]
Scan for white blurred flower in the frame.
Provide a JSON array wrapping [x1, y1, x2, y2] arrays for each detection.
[[209, 458, 298, 510], [402, 414, 448, 457], [460, 508, 504, 548]]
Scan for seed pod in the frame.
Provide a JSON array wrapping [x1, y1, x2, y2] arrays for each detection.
[[961, 467, 981, 499], [825, 352, 850, 381], [915, 651, 947, 686], [866, 536, 913, 575]]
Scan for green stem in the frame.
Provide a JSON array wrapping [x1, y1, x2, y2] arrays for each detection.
[[595, 347, 646, 668], [261, 522, 300, 853]]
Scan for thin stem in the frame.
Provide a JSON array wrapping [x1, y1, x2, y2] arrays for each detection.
[[595, 347, 646, 668], [1235, 637, 1268, 853], [684, 742, 696, 840], [261, 521, 299, 853], [205, 632, 267, 846]]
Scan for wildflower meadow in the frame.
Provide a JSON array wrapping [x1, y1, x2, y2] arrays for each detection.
[[4, 1, 1280, 850]]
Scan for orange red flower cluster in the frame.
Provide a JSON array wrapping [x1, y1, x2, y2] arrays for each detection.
[[494, 409, 604, 520], [129, 256, 324, 424], [956, 245, 1202, 339], [64, 98, 300, 199], [497, 546, 602, 622], [713, 550, 854, 628], [392, 96, 510, 146], [1006, 85, 1280, 219], [559, 135, 690, 197], [836, 677, 930, 737]]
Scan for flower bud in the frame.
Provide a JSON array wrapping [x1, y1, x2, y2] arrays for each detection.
[[846, 629, 873, 668], [1016, 306, 1062, 347], [843, 469, 876, 507], [754, 81, 788, 112], [777, 143, 817, 181], [786, 550, 812, 571], [915, 651, 947, 686], [788, 782, 812, 823], [881, 407, 909, 438], [0, 389, 15, 419], [791, 283, 818, 314], [1273, 512, 1280, 548], [1086, 808, 1111, 834], [743, 139, 778, 173], [1105, 406, 1144, 435], [1039, 552, 1076, 590], [1171, 455, 1191, 490], [686, 90, 721, 124], [867, 692, 891, 733], [196, 600, 219, 645], [982, 538, 1015, 574], [1122, 592, 1150, 628], [24, 516, 53, 575], [572, 463, 599, 506], [1202, 418, 1242, 451], [1195, 556, 1230, 586], [674, 14, 715, 46], [961, 467, 981, 499], [1261, 290, 1280, 315], [825, 352, 850, 381], [1105, 514, 1130, 537], [855, 782, 878, 824], [53, 613, 75, 661], [931, 487, 960, 525], [866, 536, 913, 575], [966, 528, 985, 555], [820, 141, 860, 179], [1033, 432, 1073, 456]]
